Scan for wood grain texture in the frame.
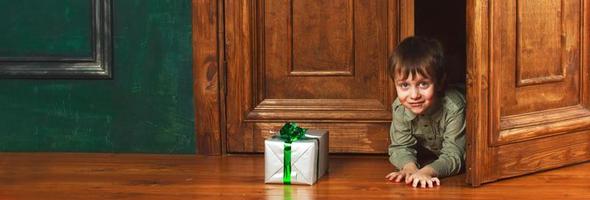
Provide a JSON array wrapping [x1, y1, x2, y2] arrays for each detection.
[[1, 153, 589, 199], [387, 0, 399, 102], [263, 0, 388, 100], [292, 0, 354, 75], [467, 0, 590, 186], [246, 99, 390, 121], [516, 0, 564, 86], [251, 123, 389, 153], [497, 105, 590, 144], [224, 0, 412, 153], [499, 105, 590, 129], [583, 0, 590, 108], [399, 0, 414, 39], [496, 129, 590, 178], [225, 0, 255, 153], [193, 0, 222, 155], [491, 0, 586, 144], [466, 0, 494, 186], [495, 0, 580, 117]]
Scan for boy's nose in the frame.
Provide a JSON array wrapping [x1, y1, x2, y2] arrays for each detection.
[[410, 88, 421, 99]]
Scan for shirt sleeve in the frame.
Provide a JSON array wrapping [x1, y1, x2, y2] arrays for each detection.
[[388, 106, 418, 170], [427, 106, 466, 177]]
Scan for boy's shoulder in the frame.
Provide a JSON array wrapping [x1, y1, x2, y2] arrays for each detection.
[[441, 86, 466, 113]]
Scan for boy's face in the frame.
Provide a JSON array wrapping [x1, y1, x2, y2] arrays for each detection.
[[395, 72, 437, 115]]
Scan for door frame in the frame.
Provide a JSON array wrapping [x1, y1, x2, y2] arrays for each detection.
[[465, 0, 490, 186], [193, 0, 416, 156], [193, 0, 225, 155]]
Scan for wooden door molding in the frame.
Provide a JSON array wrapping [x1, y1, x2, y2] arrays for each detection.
[[467, 0, 590, 186], [223, 0, 414, 154], [193, 0, 413, 155], [243, 0, 414, 124], [193, 0, 225, 155]]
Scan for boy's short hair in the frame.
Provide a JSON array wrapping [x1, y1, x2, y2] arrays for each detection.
[[389, 36, 446, 89]]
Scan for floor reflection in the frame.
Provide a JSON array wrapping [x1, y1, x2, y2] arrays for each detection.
[[264, 184, 313, 200]]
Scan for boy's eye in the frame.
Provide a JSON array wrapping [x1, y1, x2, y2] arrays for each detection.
[[418, 82, 431, 88], [399, 82, 409, 88]]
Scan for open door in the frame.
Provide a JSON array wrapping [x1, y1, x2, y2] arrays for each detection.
[[224, 0, 414, 153], [467, 0, 590, 186]]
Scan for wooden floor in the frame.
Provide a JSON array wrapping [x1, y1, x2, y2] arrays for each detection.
[[0, 153, 589, 199]]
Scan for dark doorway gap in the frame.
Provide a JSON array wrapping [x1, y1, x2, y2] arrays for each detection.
[[415, 0, 467, 86]]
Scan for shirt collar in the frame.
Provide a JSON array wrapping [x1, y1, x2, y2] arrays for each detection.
[[404, 108, 417, 121]]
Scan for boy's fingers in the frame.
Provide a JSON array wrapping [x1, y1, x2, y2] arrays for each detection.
[[420, 179, 426, 188], [432, 178, 440, 186], [427, 180, 433, 188], [405, 174, 414, 184], [395, 173, 405, 182], [385, 172, 395, 179], [386, 172, 400, 180], [389, 174, 399, 181], [412, 178, 419, 187]]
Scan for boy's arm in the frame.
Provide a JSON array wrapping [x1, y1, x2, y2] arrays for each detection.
[[426, 107, 466, 178], [388, 107, 418, 170]]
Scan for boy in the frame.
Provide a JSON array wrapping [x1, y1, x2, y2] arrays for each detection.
[[385, 36, 466, 188]]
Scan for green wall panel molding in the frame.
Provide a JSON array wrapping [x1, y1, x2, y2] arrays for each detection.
[[0, 0, 113, 78], [0, 0, 195, 153]]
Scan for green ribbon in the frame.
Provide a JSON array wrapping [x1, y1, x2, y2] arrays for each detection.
[[278, 122, 307, 184]]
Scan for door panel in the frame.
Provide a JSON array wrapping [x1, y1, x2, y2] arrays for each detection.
[[262, 0, 388, 108], [496, 0, 580, 117], [467, 0, 590, 186], [492, 0, 588, 145], [225, 0, 411, 153], [495, 130, 590, 178], [291, 0, 353, 76]]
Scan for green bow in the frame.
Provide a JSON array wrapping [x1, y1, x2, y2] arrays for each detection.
[[279, 122, 308, 143], [278, 122, 307, 184]]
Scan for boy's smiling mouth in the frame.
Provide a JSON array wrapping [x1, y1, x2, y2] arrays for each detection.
[[408, 102, 424, 107]]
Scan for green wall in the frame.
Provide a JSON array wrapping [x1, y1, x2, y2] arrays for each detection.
[[0, 0, 92, 57], [0, 0, 195, 153]]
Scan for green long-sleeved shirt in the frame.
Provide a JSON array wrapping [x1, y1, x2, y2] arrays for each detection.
[[388, 87, 466, 178]]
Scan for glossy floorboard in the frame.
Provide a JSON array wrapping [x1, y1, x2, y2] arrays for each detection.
[[0, 153, 589, 199]]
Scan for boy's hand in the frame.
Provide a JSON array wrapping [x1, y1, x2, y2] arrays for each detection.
[[407, 166, 440, 188], [385, 162, 418, 183]]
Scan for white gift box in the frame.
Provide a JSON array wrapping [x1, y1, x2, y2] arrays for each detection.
[[264, 130, 329, 185]]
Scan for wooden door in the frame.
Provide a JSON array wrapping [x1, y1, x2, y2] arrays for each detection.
[[224, 0, 413, 153], [467, 0, 590, 186]]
